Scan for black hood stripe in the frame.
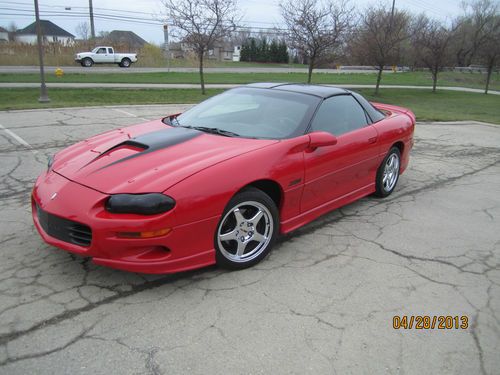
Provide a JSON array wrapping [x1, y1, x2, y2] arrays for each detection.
[[94, 127, 202, 171]]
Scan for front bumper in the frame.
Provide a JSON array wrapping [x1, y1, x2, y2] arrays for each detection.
[[32, 171, 217, 274]]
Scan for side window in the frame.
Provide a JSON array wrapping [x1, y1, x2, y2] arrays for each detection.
[[310, 95, 369, 136], [108, 48, 113, 54], [97, 48, 106, 54]]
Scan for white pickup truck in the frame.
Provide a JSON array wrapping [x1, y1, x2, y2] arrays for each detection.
[[75, 46, 138, 68]]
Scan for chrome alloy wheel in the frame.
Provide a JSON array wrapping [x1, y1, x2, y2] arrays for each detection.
[[382, 153, 400, 192], [217, 201, 273, 263]]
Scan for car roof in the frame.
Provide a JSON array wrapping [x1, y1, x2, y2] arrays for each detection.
[[244, 82, 350, 98]]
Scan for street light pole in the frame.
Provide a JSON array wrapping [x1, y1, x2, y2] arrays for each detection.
[[34, 0, 49, 103]]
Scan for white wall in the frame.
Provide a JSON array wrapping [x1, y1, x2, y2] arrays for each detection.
[[16, 34, 75, 45], [0, 31, 8, 42]]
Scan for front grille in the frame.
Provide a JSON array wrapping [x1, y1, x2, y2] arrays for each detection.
[[36, 204, 92, 247]]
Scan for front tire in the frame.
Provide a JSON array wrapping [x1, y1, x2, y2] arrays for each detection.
[[215, 188, 279, 270], [375, 147, 401, 197]]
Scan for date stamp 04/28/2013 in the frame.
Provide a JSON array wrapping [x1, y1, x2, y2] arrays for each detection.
[[393, 315, 469, 330]]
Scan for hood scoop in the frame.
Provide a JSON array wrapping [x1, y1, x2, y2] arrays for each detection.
[[86, 127, 202, 172]]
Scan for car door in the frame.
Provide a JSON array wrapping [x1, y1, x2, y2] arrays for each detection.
[[94, 47, 113, 63], [107, 48, 117, 63], [301, 94, 381, 212]]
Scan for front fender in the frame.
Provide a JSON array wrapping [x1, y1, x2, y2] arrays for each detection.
[[165, 137, 309, 227]]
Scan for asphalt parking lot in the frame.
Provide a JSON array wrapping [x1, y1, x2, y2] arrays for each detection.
[[0, 105, 499, 374]]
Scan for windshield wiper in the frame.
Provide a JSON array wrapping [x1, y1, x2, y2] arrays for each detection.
[[189, 126, 240, 137]]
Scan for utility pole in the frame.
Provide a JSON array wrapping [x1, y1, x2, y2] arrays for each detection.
[[390, 0, 396, 24], [163, 24, 170, 72], [89, 0, 95, 39], [34, 0, 49, 103]]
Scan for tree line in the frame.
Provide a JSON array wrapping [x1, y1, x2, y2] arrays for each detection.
[[162, 0, 499, 94], [240, 38, 289, 63]]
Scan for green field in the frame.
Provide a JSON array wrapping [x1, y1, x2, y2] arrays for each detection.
[[1, 88, 499, 124], [1, 71, 498, 91], [0, 88, 224, 110]]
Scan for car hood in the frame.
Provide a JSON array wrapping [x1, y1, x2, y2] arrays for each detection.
[[53, 120, 278, 194]]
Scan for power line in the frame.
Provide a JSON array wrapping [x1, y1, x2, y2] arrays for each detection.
[[0, 0, 284, 29]]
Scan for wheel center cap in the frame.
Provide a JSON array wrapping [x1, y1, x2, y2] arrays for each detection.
[[238, 221, 254, 240]]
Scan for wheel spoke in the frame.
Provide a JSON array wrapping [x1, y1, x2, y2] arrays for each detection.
[[219, 230, 237, 242], [252, 232, 267, 244], [249, 210, 264, 226], [233, 208, 245, 226], [236, 239, 247, 257]]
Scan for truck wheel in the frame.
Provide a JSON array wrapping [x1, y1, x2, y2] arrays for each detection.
[[82, 58, 93, 67], [120, 58, 131, 68]]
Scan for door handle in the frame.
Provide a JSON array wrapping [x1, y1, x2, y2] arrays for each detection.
[[368, 136, 378, 144]]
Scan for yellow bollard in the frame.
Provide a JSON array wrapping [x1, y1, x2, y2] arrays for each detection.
[[55, 67, 64, 78]]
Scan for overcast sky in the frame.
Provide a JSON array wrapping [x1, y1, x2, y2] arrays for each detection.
[[2, 0, 465, 44]]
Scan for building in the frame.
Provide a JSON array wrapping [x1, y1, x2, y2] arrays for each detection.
[[0, 26, 8, 42], [166, 40, 241, 62], [207, 42, 235, 61], [102, 30, 147, 50], [232, 45, 241, 62], [15, 20, 75, 45]]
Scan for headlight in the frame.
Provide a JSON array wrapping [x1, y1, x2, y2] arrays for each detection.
[[105, 193, 175, 215], [47, 155, 54, 170]]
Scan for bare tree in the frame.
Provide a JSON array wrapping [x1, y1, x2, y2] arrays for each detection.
[[351, 5, 410, 94], [452, 0, 498, 66], [280, 0, 352, 83], [98, 30, 110, 39], [478, 12, 500, 93], [7, 21, 17, 33], [162, 0, 240, 94], [75, 22, 91, 41], [412, 15, 455, 93]]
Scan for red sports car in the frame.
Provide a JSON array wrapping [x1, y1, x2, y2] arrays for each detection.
[[32, 83, 415, 273]]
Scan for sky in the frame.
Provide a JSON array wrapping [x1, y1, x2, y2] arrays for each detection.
[[1, 0, 465, 44]]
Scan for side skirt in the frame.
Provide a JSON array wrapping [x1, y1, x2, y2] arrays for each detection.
[[280, 183, 375, 234]]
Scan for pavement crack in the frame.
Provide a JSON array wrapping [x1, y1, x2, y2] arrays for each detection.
[[0, 269, 206, 346]]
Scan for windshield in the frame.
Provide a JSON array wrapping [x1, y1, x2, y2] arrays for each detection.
[[174, 87, 320, 139]]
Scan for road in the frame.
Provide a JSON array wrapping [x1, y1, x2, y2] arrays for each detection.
[[0, 65, 384, 74], [0, 105, 499, 374], [1, 82, 498, 95]]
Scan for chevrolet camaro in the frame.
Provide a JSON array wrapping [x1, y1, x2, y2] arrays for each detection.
[[32, 83, 415, 273]]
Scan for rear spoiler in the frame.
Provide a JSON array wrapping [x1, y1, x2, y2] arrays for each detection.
[[371, 102, 416, 124]]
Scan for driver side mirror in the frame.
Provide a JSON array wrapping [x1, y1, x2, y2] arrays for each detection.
[[308, 131, 338, 149]]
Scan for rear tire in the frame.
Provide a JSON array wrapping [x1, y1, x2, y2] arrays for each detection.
[[215, 188, 279, 270], [82, 58, 93, 67], [120, 58, 131, 68], [375, 147, 401, 197]]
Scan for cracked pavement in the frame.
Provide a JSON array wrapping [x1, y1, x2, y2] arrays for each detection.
[[0, 105, 499, 374]]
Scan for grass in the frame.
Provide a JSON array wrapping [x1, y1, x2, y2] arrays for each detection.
[[0, 71, 498, 91], [357, 89, 500, 124], [0, 88, 224, 111], [1, 87, 498, 124]]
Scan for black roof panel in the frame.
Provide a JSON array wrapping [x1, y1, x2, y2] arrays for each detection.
[[245, 83, 349, 98]]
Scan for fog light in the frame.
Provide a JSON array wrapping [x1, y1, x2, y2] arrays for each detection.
[[117, 228, 171, 238]]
